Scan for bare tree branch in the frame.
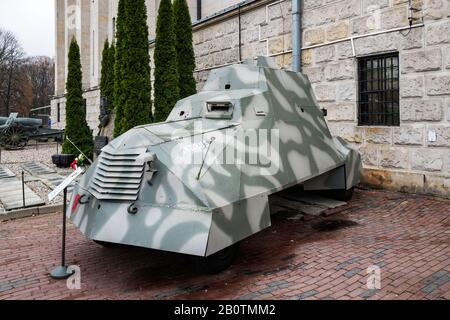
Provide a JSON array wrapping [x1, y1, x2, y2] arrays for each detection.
[[0, 29, 28, 116], [23, 56, 55, 111]]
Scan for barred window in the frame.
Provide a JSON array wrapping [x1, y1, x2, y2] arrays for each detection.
[[358, 53, 399, 126]]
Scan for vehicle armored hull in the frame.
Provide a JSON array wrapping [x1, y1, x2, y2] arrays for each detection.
[[68, 57, 362, 270]]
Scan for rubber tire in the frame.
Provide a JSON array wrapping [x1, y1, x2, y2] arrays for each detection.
[[194, 243, 240, 274], [329, 187, 355, 201], [94, 240, 118, 247]]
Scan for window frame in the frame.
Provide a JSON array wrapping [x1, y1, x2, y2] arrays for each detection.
[[57, 103, 61, 123], [357, 52, 400, 127]]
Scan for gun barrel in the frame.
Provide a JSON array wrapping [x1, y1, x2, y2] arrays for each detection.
[[14, 117, 43, 127]]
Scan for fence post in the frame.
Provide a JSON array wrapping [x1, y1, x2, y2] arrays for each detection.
[[22, 171, 26, 208]]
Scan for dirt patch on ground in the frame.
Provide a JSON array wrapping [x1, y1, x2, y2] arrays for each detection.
[[312, 219, 359, 232]]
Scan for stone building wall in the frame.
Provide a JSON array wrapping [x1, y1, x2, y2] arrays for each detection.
[[180, 0, 450, 198], [55, 0, 66, 97], [297, 0, 450, 197], [52, 0, 450, 197], [51, 88, 100, 133], [190, 0, 294, 90], [52, 0, 116, 133]]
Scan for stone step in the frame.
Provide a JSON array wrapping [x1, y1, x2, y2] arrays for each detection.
[[0, 166, 15, 179], [0, 177, 44, 211], [44, 176, 75, 191], [21, 162, 55, 176]]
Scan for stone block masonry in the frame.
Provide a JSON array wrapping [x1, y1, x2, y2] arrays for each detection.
[[294, 0, 450, 199], [51, 0, 450, 199], [50, 88, 100, 134]]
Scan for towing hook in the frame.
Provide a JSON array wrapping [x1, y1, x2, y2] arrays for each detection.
[[128, 203, 138, 215], [78, 194, 90, 205]]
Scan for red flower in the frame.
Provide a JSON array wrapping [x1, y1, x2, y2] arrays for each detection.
[[70, 159, 78, 170]]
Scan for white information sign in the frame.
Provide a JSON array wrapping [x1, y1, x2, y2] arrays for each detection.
[[48, 167, 84, 202]]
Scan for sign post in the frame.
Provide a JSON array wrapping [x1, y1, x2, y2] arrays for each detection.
[[49, 167, 83, 280], [50, 188, 72, 279]]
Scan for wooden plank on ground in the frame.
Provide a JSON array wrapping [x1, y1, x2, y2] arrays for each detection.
[[281, 192, 347, 209], [270, 195, 327, 216]]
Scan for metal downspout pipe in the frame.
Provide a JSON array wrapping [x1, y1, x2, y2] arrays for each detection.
[[292, 0, 302, 72]]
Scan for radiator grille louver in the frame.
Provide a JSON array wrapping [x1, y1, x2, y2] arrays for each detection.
[[89, 150, 145, 201]]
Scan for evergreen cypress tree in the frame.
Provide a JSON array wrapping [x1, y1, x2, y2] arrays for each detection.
[[62, 38, 94, 159], [173, 0, 197, 99], [100, 40, 115, 112], [121, 0, 152, 132], [113, 0, 126, 137], [154, 0, 179, 122], [109, 42, 116, 105]]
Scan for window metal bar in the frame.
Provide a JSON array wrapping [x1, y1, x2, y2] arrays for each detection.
[[357, 53, 399, 126]]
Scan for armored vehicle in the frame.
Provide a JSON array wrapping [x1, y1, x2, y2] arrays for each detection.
[[68, 57, 362, 273]]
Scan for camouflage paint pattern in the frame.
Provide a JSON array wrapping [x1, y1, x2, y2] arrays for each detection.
[[68, 57, 362, 257]]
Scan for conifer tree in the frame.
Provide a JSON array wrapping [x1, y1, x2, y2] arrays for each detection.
[[62, 38, 93, 159], [100, 40, 115, 112], [113, 0, 126, 137], [173, 0, 197, 99], [153, 0, 179, 122], [120, 0, 152, 132]]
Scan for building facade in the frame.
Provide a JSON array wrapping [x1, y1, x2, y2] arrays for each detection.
[[52, 0, 450, 198]]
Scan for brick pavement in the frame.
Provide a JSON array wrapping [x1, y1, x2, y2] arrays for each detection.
[[0, 188, 449, 300]]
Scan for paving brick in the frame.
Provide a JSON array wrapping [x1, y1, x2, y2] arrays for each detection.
[[238, 292, 261, 300], [344, 268, 362, 278], [361, 289, 379, 299], [296, 290, 318, 300], [0, 189, 449, 300], [335, 257, 362, 270]]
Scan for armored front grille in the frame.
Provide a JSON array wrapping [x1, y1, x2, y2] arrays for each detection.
[[89, 150, 145, 201]]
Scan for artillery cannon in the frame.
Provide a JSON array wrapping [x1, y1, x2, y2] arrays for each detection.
[[0, 113, 64, 150]]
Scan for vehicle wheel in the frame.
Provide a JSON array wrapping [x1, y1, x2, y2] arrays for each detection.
[[329, 187, 354, 201], [1, 125, 28, 150], [94, 240, 118, 247], [193, 243, 240, 274]]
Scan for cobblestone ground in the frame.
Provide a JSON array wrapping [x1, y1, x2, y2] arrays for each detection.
[[0, 188, 449, 300]]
